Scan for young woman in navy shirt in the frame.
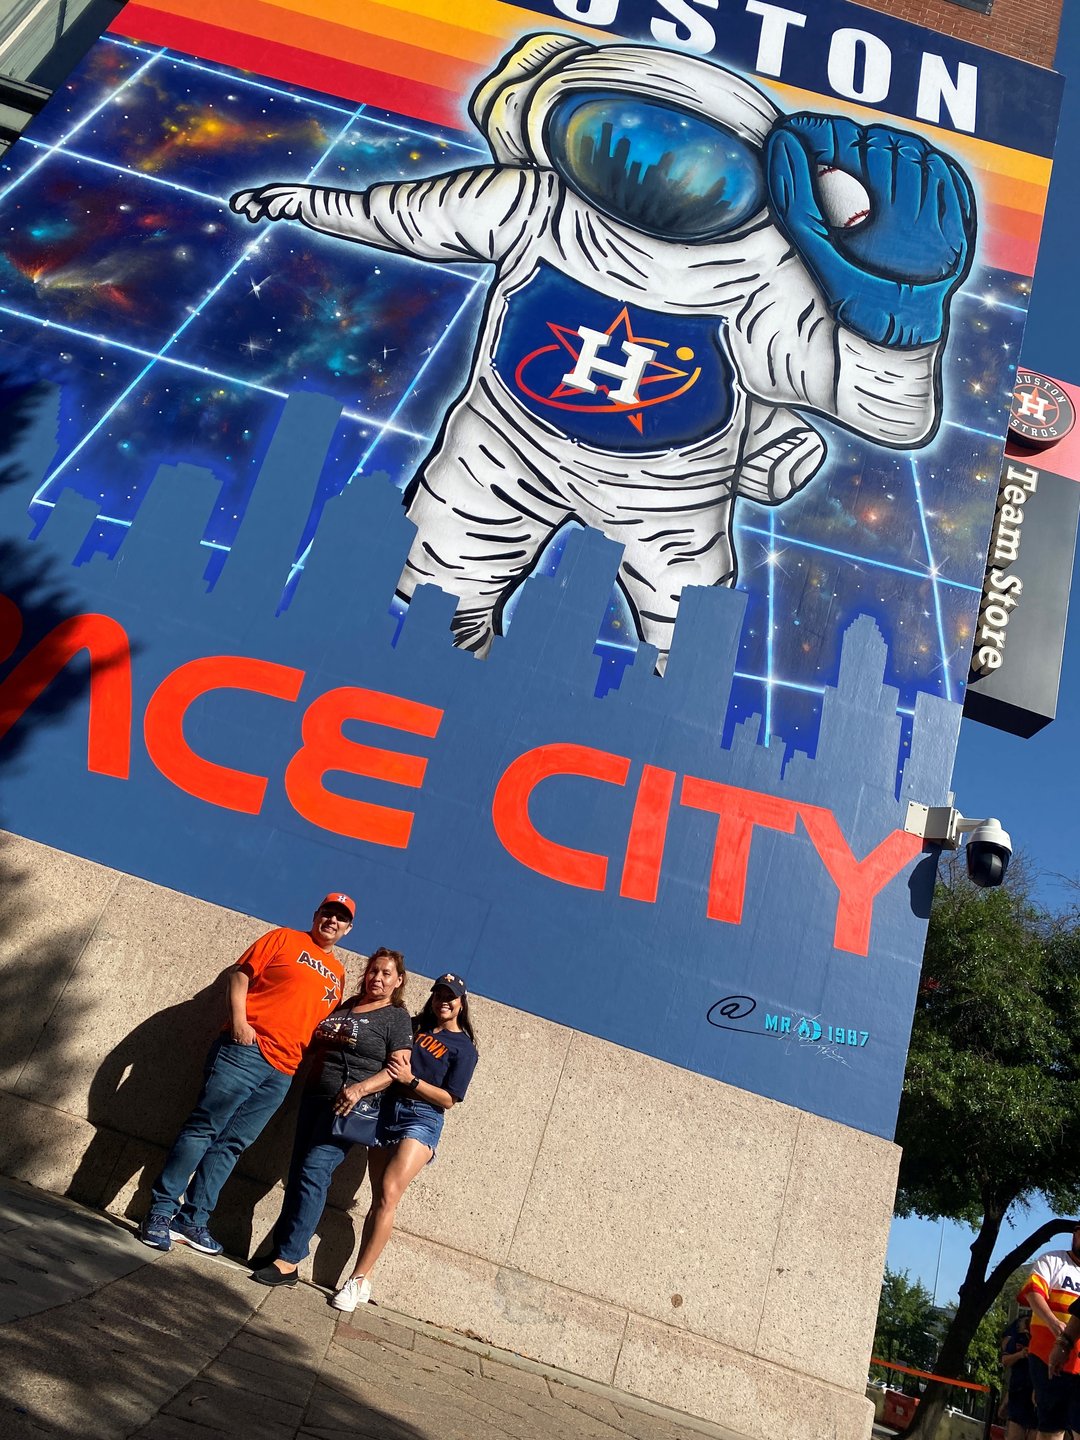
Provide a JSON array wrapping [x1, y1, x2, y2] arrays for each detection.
[[331, 971, 478, 1311]]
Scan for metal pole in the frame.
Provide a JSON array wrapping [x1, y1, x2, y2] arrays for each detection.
[[933, 1218, 946, 1306]]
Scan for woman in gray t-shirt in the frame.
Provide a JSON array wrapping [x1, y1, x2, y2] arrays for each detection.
[[252, 948, 412, 1286]]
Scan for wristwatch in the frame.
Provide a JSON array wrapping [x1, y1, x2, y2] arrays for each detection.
[[407, 1077, 420, 1092]]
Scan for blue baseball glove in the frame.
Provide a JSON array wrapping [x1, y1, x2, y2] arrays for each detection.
[[765, 114, 976, 348]]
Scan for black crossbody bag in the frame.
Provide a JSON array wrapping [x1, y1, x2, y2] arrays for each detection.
[[329, 1093, 382, 1146]]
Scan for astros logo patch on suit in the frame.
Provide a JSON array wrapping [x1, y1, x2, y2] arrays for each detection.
[[232, 33, 976, 669], [138, 894, 353, 1256]]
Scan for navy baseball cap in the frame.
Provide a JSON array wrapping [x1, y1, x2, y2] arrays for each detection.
[[432, 972, 467, 997]]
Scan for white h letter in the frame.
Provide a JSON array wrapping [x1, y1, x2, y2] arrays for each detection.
[[1017, 389, 1050, 423], [563, 327, 656, 405]]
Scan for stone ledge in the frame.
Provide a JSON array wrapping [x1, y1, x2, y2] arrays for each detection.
[[337, 1300, 747, 1440], [616, 1315, 873, 1440]]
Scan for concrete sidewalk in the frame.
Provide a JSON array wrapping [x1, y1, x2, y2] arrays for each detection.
[[0, 1175, 749, 1440]]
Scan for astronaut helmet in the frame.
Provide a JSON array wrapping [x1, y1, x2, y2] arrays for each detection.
[[471, 33, 780, 243]]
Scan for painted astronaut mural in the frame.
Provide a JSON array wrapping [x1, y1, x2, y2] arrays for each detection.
[[232, 33, 976, 665]]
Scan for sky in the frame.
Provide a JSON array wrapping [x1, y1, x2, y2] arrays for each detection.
[[884, 1, 1080, 1310]]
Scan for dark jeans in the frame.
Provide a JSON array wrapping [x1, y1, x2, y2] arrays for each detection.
[[150, 1037, 292, 1227], [272, 1091, 353, 1264]]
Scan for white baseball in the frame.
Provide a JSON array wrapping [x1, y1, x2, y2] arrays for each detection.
[[815, 165, 871, 230]]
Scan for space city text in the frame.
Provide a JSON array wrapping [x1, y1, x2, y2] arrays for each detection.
[[0, 595, 924, 959]]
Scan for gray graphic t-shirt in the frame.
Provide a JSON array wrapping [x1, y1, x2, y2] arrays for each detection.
[[309, 1003, 413, 1096]]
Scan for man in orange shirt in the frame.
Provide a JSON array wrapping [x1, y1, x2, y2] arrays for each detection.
[[138, 895, 353, 1256], [1018, 1225, 1080, 1439]]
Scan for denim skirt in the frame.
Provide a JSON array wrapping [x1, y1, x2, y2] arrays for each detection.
[[376, 1095, 444, 1154]]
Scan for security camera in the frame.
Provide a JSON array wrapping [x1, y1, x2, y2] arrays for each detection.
[[904, 804, 1014, 888], [964, 819, 1012, 888]]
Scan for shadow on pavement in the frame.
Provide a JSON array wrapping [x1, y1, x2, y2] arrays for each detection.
[[0, 1236, 430, 1440]]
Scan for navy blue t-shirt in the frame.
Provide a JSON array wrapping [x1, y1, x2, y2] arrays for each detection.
[[411, 1027, 478, 1102], [1002, 1318, 1032, 1400]]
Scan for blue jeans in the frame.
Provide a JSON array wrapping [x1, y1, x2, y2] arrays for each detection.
[[150, 1037, 292, 1227], [272, 1092, 352, 1263]]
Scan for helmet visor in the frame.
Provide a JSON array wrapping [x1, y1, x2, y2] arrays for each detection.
[[545, 91, 765, 242]]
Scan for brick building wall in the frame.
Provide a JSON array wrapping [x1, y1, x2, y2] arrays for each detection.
[[864, 0, 1063, 66]]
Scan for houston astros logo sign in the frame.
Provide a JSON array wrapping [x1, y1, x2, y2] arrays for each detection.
[[1009, 370, 1076, 449], [514, 307, 703, 434]]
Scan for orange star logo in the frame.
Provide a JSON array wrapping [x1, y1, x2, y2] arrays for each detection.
[[514, 307, 701, 434]]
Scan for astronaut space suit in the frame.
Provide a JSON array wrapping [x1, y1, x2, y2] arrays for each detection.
[[233, 33, 975, 664]]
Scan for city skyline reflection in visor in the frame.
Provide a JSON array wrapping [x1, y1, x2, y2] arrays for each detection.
[[545, 91, 765, 242]]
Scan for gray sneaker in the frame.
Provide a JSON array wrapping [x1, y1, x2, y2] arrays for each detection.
[[168, 1216, 223, 1255], [139, 1213, 172, 1251]]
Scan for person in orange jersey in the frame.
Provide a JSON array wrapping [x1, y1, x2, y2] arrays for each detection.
[[1048, 1294, 1080, 1384], [138, 894, 354, 1258], [1019, 1225, 1080, 1439]]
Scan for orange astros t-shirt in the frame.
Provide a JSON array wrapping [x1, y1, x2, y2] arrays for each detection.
[[1020, 1249, 1080, 1374], [233, 927, 345, 1075]]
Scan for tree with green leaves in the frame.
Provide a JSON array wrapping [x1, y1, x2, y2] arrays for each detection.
[[897, 862, 1080, 1440], [874, 1268, 945, 1376], [965, 1289, 1011, 1391]]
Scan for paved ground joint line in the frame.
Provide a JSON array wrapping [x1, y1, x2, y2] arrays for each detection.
[[337, 1292, 744, 1439], [607, 1305, 634, 1412]]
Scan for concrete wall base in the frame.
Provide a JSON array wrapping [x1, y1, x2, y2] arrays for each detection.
[[0, 829, 893, 1438]]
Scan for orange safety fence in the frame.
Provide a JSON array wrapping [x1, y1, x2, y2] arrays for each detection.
[[870, 1357, 991, 1394]]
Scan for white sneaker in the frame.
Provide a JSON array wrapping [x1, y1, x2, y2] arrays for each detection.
[[330, 1275, 372, 1312]]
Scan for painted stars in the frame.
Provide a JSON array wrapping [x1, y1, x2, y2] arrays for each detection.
[[4, 29, 1025, 757]]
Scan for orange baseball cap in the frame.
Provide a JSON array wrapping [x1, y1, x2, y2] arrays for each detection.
[[320, 893, 356, 920]]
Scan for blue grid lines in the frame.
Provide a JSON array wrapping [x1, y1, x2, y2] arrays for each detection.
[[0, 34, 1027, 752], [764, 506, 776, 745], [910, 456, 954, 702], [16, 135, 228, 206], [28, 99, 370, 505], [738, 526, 981, 594], [286, 274, 487, 585], [0, 44, 487, 560], [0, 46, 166, 204], [104, 37, 357, 117]]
